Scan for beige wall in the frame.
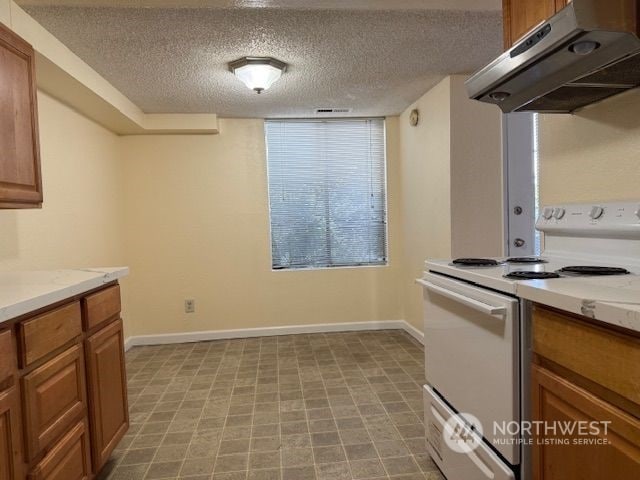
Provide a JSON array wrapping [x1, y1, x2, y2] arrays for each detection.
[[538, 88, 640, 205], [449, 76, 504, 258], [0, 99, 403, 338], [397, 75, 504, 331], [0, 91, 127, 321], [119, 118, 403, 337], [0, 0, 9, 26], [0, 76, 506, 340], [398, 77, 452, 331]]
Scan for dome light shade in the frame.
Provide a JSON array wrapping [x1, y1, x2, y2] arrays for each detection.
[[229, 57, 287, 94]]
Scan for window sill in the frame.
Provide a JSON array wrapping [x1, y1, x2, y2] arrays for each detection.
[[271, 263, 389, 272]]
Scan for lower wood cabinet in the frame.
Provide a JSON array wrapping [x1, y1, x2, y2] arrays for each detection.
[[532, 305, 640, 479], [85, 319, 128, 471], [28, 421, 91, 480], [532, 365, 640, 479], [0, 329, 17, 389], [22, 344, 87, 461], [0, 282, 128, 479], [0, 386, 24, 480]]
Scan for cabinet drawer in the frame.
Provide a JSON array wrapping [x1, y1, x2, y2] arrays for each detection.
[[19, 302, 82, 368], [0, 329, 16, 389], [28, 421, 90, 480], [82, 285, 120, 331], [533, 306, 640, 407], [22, 344, 87, 460]]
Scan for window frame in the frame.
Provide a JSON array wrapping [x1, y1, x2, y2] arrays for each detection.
[[503, 112, 540, 256], [264, 117, 390, 272]]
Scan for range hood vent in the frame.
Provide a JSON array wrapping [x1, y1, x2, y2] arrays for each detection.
[[466, 0, 640, 113]]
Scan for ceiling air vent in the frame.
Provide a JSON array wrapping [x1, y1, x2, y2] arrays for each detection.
[[314, 108, 352, 114]]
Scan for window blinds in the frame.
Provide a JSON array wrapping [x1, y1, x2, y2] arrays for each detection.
[[265, 118, 388, 270]]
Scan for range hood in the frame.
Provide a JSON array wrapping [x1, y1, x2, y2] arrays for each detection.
[[466, 0, 640, 113]]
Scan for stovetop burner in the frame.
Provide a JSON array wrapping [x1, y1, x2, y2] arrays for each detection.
[[558, 266, 631, 276], [505, 257, 547, 264], [452, 258, 499, 267], [504, 271, 561, 280]]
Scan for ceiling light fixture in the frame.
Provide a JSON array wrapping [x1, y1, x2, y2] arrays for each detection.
[[228, 57, 287, 94]]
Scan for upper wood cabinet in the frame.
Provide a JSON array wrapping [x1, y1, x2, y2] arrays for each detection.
[[0, 22, 42, 209], [503, 0, 571, 49]]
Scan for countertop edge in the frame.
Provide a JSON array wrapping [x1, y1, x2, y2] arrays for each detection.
[[516, 282, 640, 333], [0, 267, 129, 325]]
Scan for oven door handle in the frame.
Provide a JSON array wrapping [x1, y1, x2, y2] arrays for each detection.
[[416, 279, 507, 316]]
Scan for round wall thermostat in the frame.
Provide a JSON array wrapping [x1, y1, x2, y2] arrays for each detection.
[[409, 109, 419, 126]]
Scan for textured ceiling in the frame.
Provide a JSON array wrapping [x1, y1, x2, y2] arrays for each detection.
[[21, 4, 502, 117]]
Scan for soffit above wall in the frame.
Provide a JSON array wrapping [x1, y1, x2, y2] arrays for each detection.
[[9, 2, 219, 134], [19, 3, 502, 118]]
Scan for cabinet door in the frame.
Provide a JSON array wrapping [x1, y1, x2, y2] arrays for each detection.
[[0, 386, 24, 480], [22, 344, 87, 461], [0, 23, 42, 208], [85, 319, 128, 472], [28, 421, 90, 480], [532, 365, 640, 480], [503, 0, 556, 49]]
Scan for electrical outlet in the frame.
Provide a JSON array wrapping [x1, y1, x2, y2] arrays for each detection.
[[184, 299, 195, 313]]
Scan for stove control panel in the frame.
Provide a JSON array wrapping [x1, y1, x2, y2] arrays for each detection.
[[537, 201, 640, 237]]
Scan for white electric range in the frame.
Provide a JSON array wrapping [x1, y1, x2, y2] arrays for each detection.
[[418, 201, 640, 480]]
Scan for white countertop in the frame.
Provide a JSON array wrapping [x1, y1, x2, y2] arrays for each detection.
[[516, 275, 640, 332], [0, 267, 129, 324]]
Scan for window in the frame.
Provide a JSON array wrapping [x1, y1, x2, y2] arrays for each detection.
[[265, 118, 388, 270]]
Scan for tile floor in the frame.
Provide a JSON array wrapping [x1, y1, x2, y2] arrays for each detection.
[[100, 330, 444, 480]]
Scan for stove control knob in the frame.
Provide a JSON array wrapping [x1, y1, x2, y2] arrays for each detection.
[[542, 207, 554, 220], [589, 205, 604, 220], [553, 207, 566, 219], [635, 206, 640, 220]]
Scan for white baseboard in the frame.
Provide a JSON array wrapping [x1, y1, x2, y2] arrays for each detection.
[[124, 319, 423, 351], [124, 336, 135, 352], [401, 320, 425, 345]]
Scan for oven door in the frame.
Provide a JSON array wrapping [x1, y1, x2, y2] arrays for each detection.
[[418, 272, 520, 464]]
